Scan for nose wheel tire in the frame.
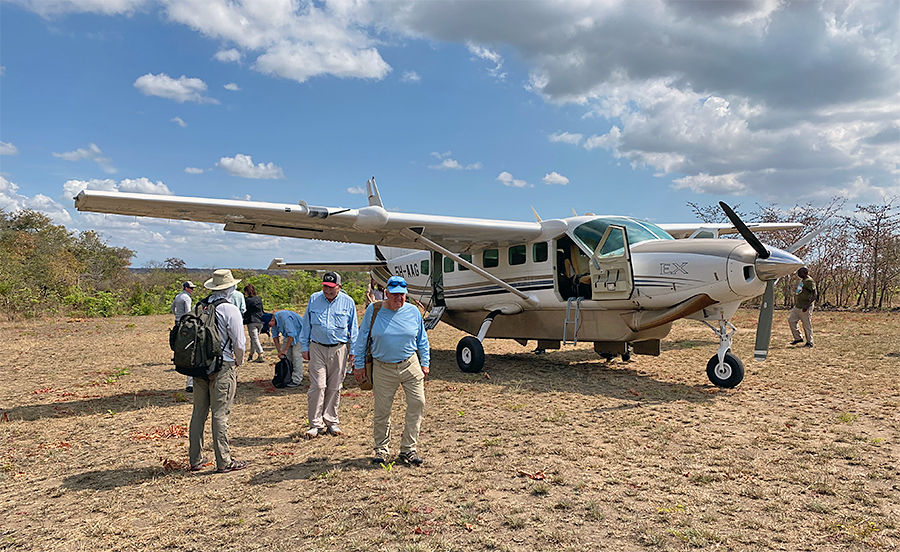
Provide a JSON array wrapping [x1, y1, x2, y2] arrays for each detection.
[[457, 336, 485, 373], [706, 352, 744, 388]]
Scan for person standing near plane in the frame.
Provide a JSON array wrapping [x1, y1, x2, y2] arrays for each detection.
[[171, 280, 195, 393], [299, 272, 358, 438], [354, 276, 430, 467], [365, 277, 384, 307], [788, 267, 818, 348], [261, 310, 304, 387]]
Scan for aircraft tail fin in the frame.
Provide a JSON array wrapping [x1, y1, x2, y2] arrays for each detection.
[[367, 177, 383, 208]]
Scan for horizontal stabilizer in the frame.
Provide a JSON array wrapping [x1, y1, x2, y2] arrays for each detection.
[[267, 258, 387, 271]]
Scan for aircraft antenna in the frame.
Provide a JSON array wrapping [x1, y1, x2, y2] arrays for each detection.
[[572, 208, 578, 216], [530, 206, 542, 222]]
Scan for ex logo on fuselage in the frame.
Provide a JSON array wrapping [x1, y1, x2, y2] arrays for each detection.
[[660, 262, 689, 275]]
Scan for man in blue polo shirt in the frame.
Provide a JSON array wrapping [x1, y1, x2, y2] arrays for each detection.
[[300, 272, 359, 438], [353, 276, 430, 466], [261, 309, 304, 388]]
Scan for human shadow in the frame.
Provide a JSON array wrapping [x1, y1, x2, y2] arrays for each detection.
[[248, 456, 383, 485], [2, 376, 304, 423], [62, 466, 171, 490]]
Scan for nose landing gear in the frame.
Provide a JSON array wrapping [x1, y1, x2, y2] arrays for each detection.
[[702, 319, 745, 388], [456, 310, 502, 373]]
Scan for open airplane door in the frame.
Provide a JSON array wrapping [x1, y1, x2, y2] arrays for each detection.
[[589, 224, 634, 300]]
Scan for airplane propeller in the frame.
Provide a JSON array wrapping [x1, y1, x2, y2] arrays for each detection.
[[718, 201, 802, 362]]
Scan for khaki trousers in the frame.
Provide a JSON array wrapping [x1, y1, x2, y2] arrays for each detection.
[[189, 362, 237, 470], [788, 305, 814, 345], [307, 342, 348, 429], [372, 355, 426, 457]]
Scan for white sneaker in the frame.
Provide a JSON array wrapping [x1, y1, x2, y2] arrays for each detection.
[[326, 425, 343, 436], [305, 427, 320, 439]]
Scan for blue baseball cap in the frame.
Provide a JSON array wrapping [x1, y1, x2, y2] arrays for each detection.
[[260, 312, 274, 334], [385, 276, 408, 294]]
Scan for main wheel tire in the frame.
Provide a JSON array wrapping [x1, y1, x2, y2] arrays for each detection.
[[706, 352, 745, 388], [457, 336, 485, 373]]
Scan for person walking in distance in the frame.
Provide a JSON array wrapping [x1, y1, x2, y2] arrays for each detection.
[[171, 281, 195, 392], [299, 272, 358, 438], [788, 267, 818, 348], [243, 284, 266, 363], [353, 276, 430, 467]]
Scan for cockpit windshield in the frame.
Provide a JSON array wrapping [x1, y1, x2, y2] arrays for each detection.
[[572, 217, 673, 255]]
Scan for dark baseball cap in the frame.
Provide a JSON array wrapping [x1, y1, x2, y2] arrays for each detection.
[[260, 312, 274, 334], [322, 272, 341, 287]]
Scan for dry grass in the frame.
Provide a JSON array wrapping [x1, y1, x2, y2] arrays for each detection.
[[1, 309, 898, 551]]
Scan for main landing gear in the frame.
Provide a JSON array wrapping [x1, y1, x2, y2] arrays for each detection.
[[456, 310, 502, 373], [701, 319, 745, 388]]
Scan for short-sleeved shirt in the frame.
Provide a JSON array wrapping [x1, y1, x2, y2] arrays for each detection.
[[171, 290, 192, 322], [272, 310, 303, 342], [300, 291, 359, 352]]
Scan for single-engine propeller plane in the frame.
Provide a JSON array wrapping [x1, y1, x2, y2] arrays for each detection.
[[75, 179, 807, 388]]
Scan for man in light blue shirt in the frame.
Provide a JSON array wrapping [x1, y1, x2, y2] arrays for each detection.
[[299, 272, 359, 438], [261, 309, 304, 387], [353, 276, 429, 466]]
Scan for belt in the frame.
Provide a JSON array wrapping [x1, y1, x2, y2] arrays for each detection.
[[312, 341, 346, 347]]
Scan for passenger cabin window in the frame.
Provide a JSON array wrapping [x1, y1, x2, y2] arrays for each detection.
[[533, 242, 548, 263], [443, 257, 455, 273], [509, 245, 526, 266], [483, 249, 499, 268], [458, 254, 472, 271], [421, 259, 429, 275]]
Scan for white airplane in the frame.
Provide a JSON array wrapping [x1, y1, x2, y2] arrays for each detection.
[[74, 179, 808, 388]]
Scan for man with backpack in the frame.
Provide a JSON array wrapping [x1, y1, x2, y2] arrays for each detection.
[[187, 269, 248, 474], [171, 281, 195, 393]]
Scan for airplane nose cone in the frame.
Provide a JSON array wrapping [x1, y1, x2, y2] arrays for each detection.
[[756, 247, 803, 280]]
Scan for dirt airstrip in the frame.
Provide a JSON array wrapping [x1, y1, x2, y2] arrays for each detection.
[[0, 309, 898, 551]]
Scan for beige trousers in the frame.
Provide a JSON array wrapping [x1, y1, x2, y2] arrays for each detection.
[[189, 362, 237, 470], [307, 342, 348, 429], [372, 355, 426, 457], [788, 305, 814, 345]]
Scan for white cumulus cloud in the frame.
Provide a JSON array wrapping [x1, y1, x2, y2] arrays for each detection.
[[0, 141, 18, 155], [1, 175, 72, 224], [347, 186, 366, 194], [496, 171, 531, 188], [134, 73, 219, 104], [184, 167, 204, 174], [62, 177, 173, 199], [171, 116, 187, 127], [548, 132, 582, 145], [53, 143, 116, 174], [543, 172, 569, 186], [224, 83, 240, 91], [215, 49, 243, 64], [216, 154, 285, 179], [401, 70, 421, 83], [429, 158, 482, 171]]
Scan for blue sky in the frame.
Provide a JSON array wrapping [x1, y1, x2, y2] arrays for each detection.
[[1, 0, 898, 268]]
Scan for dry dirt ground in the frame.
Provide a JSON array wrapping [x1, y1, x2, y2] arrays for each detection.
[[1, 309, 898, 551]]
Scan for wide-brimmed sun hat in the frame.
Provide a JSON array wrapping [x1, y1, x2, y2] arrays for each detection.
[[386, 276, 408, 294], [204, 269, 242, 291]]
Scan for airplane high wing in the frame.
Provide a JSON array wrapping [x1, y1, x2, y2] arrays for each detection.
[[73, 189, 801, 250]]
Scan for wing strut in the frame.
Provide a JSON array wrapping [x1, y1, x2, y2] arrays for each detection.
[[398, 228, 539, 307]]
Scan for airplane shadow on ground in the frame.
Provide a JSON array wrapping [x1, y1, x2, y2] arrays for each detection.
[[427, 347, 718, 405], [1, 378, 307, 423]]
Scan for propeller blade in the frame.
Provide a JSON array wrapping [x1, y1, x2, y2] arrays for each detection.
[[787, 220, 832, 254], [719, 201, 770, 260], [754, 280, 775, 361]]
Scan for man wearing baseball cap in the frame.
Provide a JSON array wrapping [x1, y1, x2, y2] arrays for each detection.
[[261, 308, 305, 387], [298, 272, 359, 438], [353, 275, 430, 466], [171, 280, 196, 392]]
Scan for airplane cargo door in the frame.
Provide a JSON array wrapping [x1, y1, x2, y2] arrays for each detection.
[[589, 225, 634, 301]]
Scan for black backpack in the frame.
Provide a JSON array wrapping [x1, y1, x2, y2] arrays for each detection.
[[272, 356, 294, 389], [170, 297, 231, 379]]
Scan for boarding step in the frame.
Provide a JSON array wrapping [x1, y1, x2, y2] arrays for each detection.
[[423, 306, 446, 330], [563, 297, 584, 345]]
